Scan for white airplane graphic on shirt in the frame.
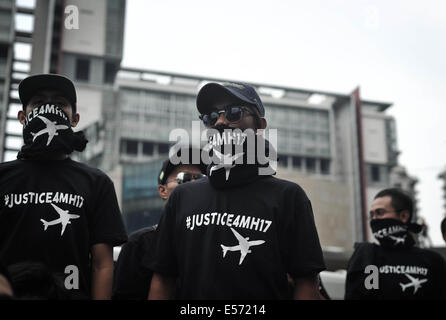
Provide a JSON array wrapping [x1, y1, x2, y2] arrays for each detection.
[[40, 203, 80, 236], [30, 116, 69, 146], [221, 227, 265, 265], [399, 274, 427, 294], [209, 149, 244, 180], [389, 235, 406, 245]]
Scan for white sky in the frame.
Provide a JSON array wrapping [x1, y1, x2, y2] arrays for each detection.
[[122, 0, 446, 246]]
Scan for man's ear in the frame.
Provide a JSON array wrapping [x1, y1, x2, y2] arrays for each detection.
[[158, 185, 168, 200], [18, 110, 26, 125], [71, 113, 80, 128], [399, 210, 410, 224], [255, 117, 267, 134], [259, 117, 267, 129]]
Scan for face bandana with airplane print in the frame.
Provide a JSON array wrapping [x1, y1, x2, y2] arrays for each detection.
[[370, 218, 422, 248], [17, 104, 88, 160], [204, 124, 276, 189]]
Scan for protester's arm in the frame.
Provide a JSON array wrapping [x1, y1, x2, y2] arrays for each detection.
[[91, 243, 114, 300], [88, 176, 127, 299], [283, 189, 326, 299], [294, 274, 323, 300], [148, 272, 176, 300], [0, 275, 13, 298], [147, 192, 179, 300]]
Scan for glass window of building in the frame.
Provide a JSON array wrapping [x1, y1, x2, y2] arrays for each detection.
[[143, 141, 154, 156], [278, 154, 288, 167], [0, 44, 7, 58], [371, 165, 381, 182], [125, 139, 138, 155], [292, 156, 302, 169], [104, 62, 117, 84], [158, 143, 169, 155], [321, 159, 330, 175], [75, 58, 90, 81], [306, 157, 316, 173]]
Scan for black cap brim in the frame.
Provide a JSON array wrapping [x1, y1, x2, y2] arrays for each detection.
[[158, 147, 208, 185], [197, 83, 255, 115], [18, 74, 77, 111]]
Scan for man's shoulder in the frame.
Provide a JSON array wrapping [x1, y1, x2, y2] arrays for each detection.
[[347, 242, 379, 271], [411, 246, 446, 264], [127, 225, 158, 243], [0, 159, 24, 168], [352, 241, 378, 252], [172, 176, 212, 194]]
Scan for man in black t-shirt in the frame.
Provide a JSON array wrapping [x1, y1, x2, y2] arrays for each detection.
[[112, 152, 206, 300], [148, 82, 326, 299], [345, 188, 446, 299], [0, 74, 127, 299]]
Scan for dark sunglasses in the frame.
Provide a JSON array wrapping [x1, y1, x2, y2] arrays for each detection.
[[199, 106, 255, 127], [369, 209, 403, 220], [173, 172, 205, 184]]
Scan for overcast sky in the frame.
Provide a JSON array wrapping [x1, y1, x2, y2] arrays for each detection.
[[122, 0, 446, 245]]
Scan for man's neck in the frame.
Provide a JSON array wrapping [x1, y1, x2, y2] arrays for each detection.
[[22, 153, 69, 161]]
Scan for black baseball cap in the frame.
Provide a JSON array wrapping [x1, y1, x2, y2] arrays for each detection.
[[196, 82, 265, 117], [158, 147, 207, 185], [18, 74, 77, 112]]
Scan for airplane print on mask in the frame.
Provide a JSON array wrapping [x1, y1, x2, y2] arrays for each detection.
[[220, 227, 265, 265], [389, 234, 406, 245], [209, 149, 244, 181], [40, 203, 80, 236], [399, 274, 427, 294], [30, 116, 69, 146]]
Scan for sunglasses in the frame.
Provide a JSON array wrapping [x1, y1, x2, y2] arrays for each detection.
[[199, 106, 256, 127], [369, 209, 403, 220], [168, 172, 205, 185]]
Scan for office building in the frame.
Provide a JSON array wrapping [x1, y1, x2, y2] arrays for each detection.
[[1, 1, 418, 251], [1, 0, 126, 164], [110, 68, 416, 249], [439, 169, 446, 217]]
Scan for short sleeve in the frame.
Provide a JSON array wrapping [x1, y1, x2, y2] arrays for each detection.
[[344, 246, 364, 299], [88, 175, 127, 246], [432, 252, 446, 299], [148, 196, 178, 277], [281, 188, 326, 278]]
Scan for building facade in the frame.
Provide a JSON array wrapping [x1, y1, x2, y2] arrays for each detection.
[[439, 169, 446, 217], [0, 1, 419, 251], [108, 68, 415, 249], [0, 0, 17, 162], [1, 0, 126, 163]]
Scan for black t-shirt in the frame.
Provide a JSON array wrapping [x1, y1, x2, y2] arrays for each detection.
[[0, 158, 128, 298], [150, 175, 326, 299], [112, 225, 157, 300], [345, 242, 446, 299]]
